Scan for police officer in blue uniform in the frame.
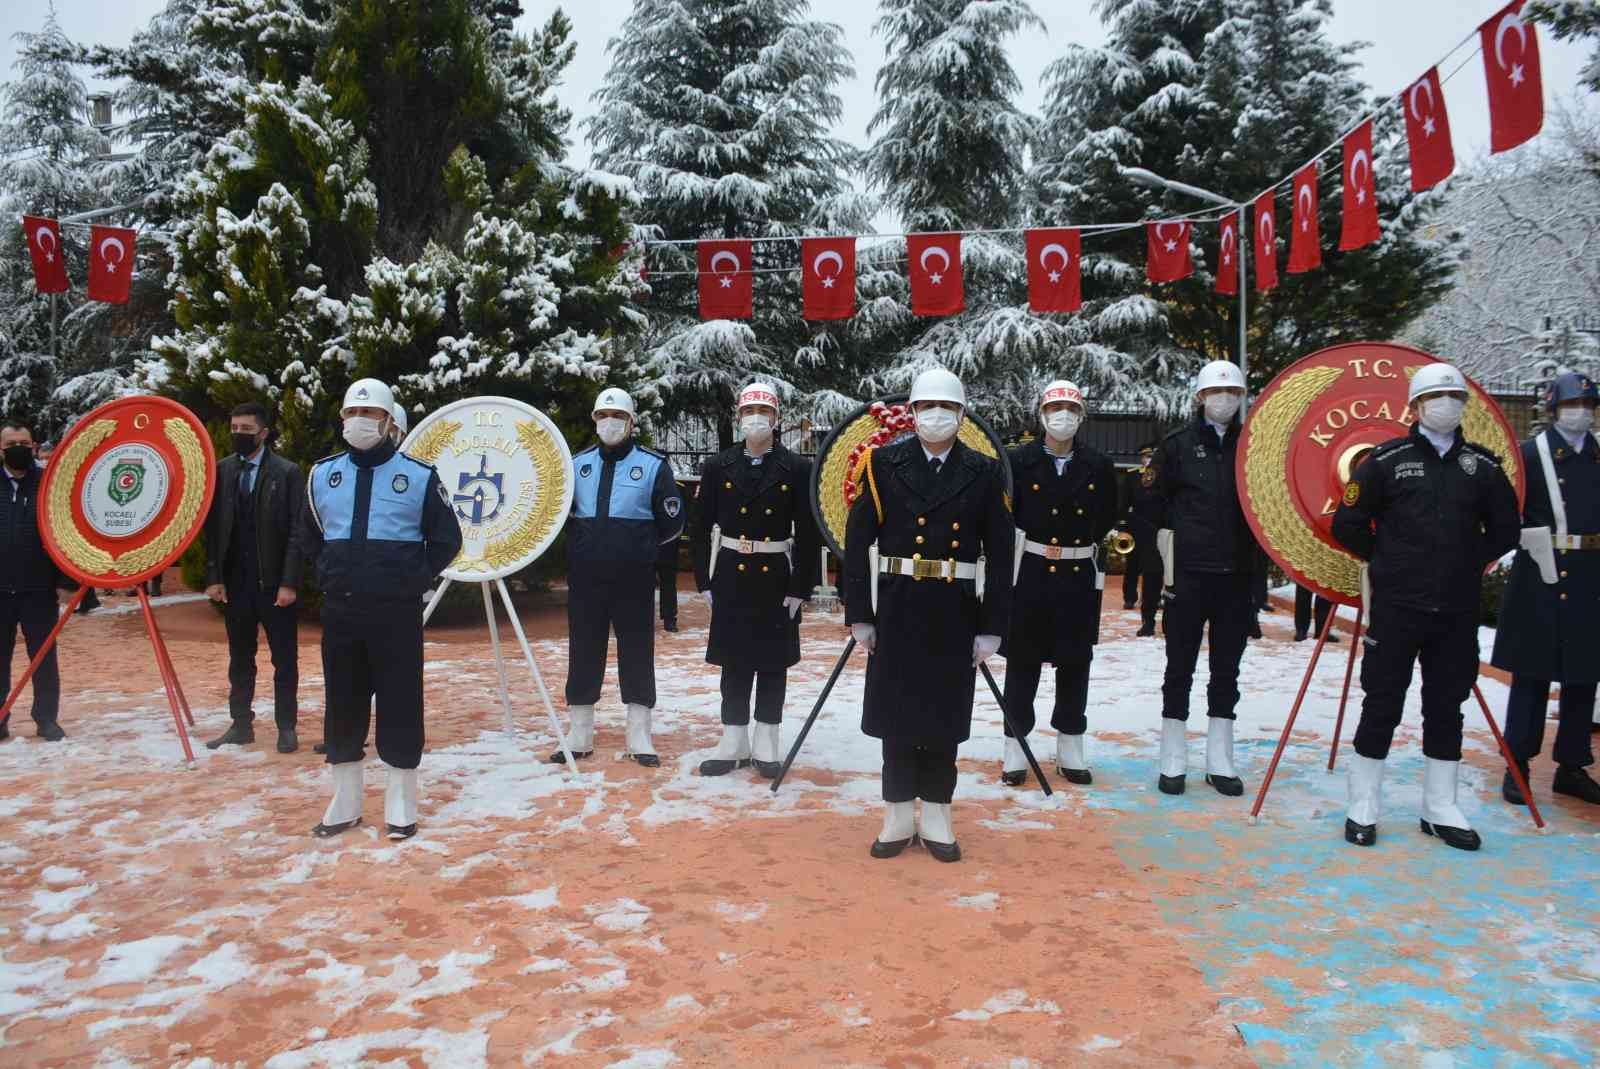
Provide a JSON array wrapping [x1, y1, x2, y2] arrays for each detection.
[[555, 387, 685, 768], [1491, 372, 1600, 807], [299, 378, 462, 840]]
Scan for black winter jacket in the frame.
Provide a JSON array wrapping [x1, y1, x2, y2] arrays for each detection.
[[1152, 415, 1260, 575]]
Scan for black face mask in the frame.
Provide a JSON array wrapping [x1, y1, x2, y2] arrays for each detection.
[[3, 444, 33, 471], [231, 432, 263, 458]]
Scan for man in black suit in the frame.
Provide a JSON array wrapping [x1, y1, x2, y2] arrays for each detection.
[[1, 421, 66, 741], [204, 402, 306, 753]]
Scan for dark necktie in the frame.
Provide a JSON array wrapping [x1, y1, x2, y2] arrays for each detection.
[[237, 462, 252, 512], [929, 456, 943, 476]]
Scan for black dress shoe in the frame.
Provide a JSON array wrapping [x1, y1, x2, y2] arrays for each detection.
[[870, 835, 914, 859], [1553, 764, 1600, 805], [1122, 602, 1138, 611], [1294, 631, 1308, 642], [1058, 766, 1093, 785], [1000, 769, 1027, 787], [1344, 818, 1377, 846], [277, 729, 298, 754], [546, 747, 593, 764], [1419, 818, 1481, 851], [1158, 773, 1186, 795], [662, 619, 679, 633], [1136, 624, 1156, 637], [0, 720, 8, 740], [1205, 773, 1244, 797], [924, 839, 961, 863], [753, 760, 781, 780], [206, 723, 254, 749], [1502, 760, 1530, 805], [631, 752, 661, 768], [386, 823, 417, 840], [699, 757, 751, 776], [36, 721, 66, 742], [314, 741, 328, 755], [312, 817, 362, 838]]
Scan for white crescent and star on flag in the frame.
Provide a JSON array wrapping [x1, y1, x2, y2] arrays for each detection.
[[1155, 221, 1185, 254], [811, 249, 844, 289], [1258, 209, 1275, 252], [1296, 183, 1313, 231], [1220, 221, 1236, 266], [919, 244, 950, 285], [99, 235, 126, 272], [709, 249, 741, 288], [1408, 75, 1438, 137], [1349, 149, 1371, 205], [1037, 242, 1070, 284], [33, 225, 57, 263], [1494, 8, 1530, 88]]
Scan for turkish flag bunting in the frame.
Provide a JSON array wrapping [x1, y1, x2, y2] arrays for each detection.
[[1288, 163, 1321, 274], [907, 232, 963, 316], [1402, 67, 1455, 191], [697, 239, 753, 320], [1481, 1, 1543, 154], [1024, 228, 1081, 313], [1339, 121, 1381, 252], [1253, 190, 1278, 293], [801, 237, 856, 320], [21, 215, 69, 295], [87, 226, 137, 304], [1215, 212, 1240, 296], [1145, 220, 1192, 283]]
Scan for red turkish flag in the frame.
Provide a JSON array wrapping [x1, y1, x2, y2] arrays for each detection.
[[1288, 163, 1321, 274], [801, 237, 855, 320], [1215, 212, 1240, 296], [1403, 67, 1455, 192], [1253, 190, 1278, 293], [697, 239, 753, 319], [21, 215, 69, 294], [1145, 220, 1192, 283], [1025, 228, 1081, 313], [907, 232, 963, 316], [87, 225, 137, 304], [1340, 121, 1381, 252], [1481, 1, 1543, 154]]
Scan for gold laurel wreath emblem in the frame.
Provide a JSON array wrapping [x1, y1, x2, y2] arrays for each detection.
[[450, 419, 568, 576], [405, 418, 460, 464], [47, 416, 209, 577]]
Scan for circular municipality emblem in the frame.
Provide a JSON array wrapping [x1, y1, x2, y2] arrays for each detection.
[[1236, 342, 1522, 605], [38, 395, 216, 587], [402, 396, 574, 581]]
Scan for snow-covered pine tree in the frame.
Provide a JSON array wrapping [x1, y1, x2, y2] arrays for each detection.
[[1529, 1, 1600, 95], [585, 0, 867, 441]]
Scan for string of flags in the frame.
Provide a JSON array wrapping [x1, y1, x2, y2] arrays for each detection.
[[14, 2, 1543, 321]]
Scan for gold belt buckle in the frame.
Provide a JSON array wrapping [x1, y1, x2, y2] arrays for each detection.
[[1582, 534, 1600, 550], [1043, 545, 1062, 560], [736, 537, 755, 554], [911, 558, 944, 580]]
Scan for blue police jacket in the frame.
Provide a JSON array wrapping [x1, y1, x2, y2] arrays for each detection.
[[567, 440, 684, 573], [298, 439, 463, 600]]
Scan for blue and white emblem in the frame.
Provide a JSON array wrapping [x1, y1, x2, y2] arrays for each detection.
[[579, 463, 592, 478], [392, 473, 409, 494], [452, 453, 504, 526], [328, 470, 343, 488], [630, 466, 644, 481]]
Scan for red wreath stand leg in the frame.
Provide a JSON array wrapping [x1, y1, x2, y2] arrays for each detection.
[[0, 583, 197, 764]]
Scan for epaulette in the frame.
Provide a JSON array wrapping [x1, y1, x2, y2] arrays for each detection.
[[572, 443, 600, 459], [1370, 437, 1416, 462], [310, 450, 346, 469], [1464, 442, 1502, 465], [635, 444, 667, 460], [395, 451, 438, 473]]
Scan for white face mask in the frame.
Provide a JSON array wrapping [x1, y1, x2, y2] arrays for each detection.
[[1203, 393, 1241, 424], [596, 417, 629, 447], [1418, 395, 1466, 436], [739, 414, 773, 443], [1556, 407, 1595, 437], [915, 406, 961, 445], [342, 415, 386, 451], [1042, 410, 1081, 440]]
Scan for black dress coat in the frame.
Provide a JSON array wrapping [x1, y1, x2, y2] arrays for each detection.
[[204, 447, 306, 593], [1001, 441, 1118, 665], [844, 436, 1015, 746], [1491, 429, 1600, 683], [691, 444, 819, 672]]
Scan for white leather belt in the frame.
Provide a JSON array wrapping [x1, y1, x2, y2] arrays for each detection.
[[1553, 533, 1600, 550], [1023, 540, 1095, 560], [718, 537, 793, 555], [878, 556, 978, 581]]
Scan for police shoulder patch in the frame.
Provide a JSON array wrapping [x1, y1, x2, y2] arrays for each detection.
[[630, 466, 644, 481], [1342, 481, 1360, 506], [664, 496, 682, 518], [1458, 452, 1478, 475], [579, 463, 593, 478], [328, 469, 343, 489], [392, 473, 410, 493]]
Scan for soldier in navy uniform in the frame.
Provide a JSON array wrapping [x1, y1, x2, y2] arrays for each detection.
[[1491, 372, 1600, 807], [1332, 363, 1520, 850], [691, 383, 820, 778], [1000, 380, 1117, 786], [556, 386, 685, 768], [299, 378, 463, 840], [845, 368, 1014, 863], [1121, 443, 1164, 636]]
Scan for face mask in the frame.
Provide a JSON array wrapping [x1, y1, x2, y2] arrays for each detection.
[[1042, 410, 1081, 440], [1203, 393, 1241, 424], [596, 417, 629, 447], [914, 406, 960, 445], [342, 416, 385, 451], [1418, 396, 1466, 436], [231, 431, 262, 458], [1556, 407, 1595, 436], [3, 444, 33, 471], [739, 414, 773, 442]]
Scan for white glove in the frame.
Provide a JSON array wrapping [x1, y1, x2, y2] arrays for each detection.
[[701, 591, 712, 607], [851, 622, 877, 654], [783, 595, 803, 618], [972, 634, 1001, 667]]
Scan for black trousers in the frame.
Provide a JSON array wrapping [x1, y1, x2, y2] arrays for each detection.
[[1504, 676, 1595, 768], [657, 555, 677, 623], [321, 598, 424, 768], [1161, 570, 1252, 721], [720, 666, 786, 725], [0, 591, 60, 724], [1002, 657, 1090, 736], [1294, 585, 1333, 638], [881, 738, 958, 803], [1124, 553, 1163, 620], [565, 571, 656, 708], [224, 574, 299, 729], [1354, 603, 1477, 762]]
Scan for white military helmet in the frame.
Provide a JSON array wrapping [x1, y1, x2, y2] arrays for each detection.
[[1407, 362, 1470, 404], [342, 377, 396, 417], [908, 367, 966, 408], [1194, 360, 1246, 395], [390, 404, 408, 443], [738, 381, 780, 415], [1040, 379, 1085, 412], [592, 386, 636, 419]]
